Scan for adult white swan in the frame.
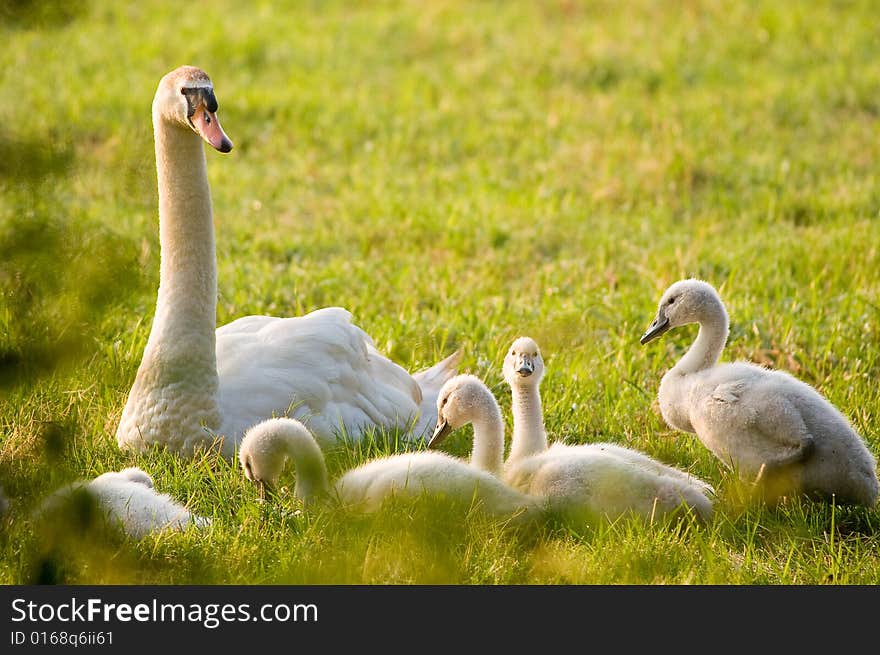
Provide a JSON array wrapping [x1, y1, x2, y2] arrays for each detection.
[[116, 66, 459, 458], [640, 278, 878, 505]]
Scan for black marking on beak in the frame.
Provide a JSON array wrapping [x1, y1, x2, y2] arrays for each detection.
[[515, 355, 534, 377], [640, 311, 670, 345], [215, 136, 233, 154], [182, 87, 219, 122], [428, 419, 453, 448]]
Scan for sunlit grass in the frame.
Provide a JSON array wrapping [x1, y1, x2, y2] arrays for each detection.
[[1, 0, 879, 584]]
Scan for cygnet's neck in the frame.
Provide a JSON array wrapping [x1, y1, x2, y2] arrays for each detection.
[[278, 429, 330, 502], [508, 380, 547, 461], [469, 394, 506, 476], [673, 299, 729, 376]]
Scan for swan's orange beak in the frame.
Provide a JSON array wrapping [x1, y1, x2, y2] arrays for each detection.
[[191, 105, 233, 153]]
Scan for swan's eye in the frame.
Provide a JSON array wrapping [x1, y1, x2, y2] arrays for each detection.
[[441, 397, 448, 407], [204, 111, 211, 124], [667, 297, 676, 305]]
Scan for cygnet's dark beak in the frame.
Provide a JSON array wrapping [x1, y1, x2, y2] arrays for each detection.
[[428, 418, 452, 448], [515, 354, 535, 377], [254, 478, 277, 503], [640, 310, 670, 344]]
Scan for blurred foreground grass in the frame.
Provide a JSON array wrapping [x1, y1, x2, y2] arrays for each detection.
[[1, 0, 879, 583]]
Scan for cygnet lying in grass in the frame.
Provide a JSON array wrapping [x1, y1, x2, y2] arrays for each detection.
[[39, 467, 210, 539], [239, 399, 541, 522], [498, 337, 714, 522]]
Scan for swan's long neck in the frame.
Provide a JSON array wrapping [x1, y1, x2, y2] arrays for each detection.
[[281, 429, 330, 503], [470, 396, 505, 476], [673, 301, 729, 375], [116, 115, 222, 453], [508, 382, 547, 462], [152, 119, 218, 356]]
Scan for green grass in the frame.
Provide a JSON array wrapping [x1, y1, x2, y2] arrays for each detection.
[[2, 0, 880, 584]]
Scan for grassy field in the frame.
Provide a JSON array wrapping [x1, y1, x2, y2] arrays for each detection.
[[1, 0, 879, 584]]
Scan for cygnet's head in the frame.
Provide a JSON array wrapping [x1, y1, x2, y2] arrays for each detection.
[[239, 418, 311, 498], [428, 374, 496, 448], [502, 337, 544, 388], [640, 279, 727, 344], [153, 65, 233, 153]]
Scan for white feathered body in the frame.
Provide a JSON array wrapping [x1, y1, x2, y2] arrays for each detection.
[[216, 308, 431, 448], [503, 442, 714, 521], [659, 361, 879, 505], [119, 307, 457, 458], [333, 451, 541, 519]]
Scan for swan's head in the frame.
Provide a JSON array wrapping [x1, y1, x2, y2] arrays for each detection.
[[640, 279, 726, 344], [153, 65, 233, 153], [429, 374, 496, 447], [239, 418, 311, 499], [502, 337, 544, 387]]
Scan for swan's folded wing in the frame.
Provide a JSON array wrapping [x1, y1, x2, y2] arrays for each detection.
[[696, 380, 758, 431], [694, 377, 813, 474], [749, 393, 815, 457], [216, 307, 422, 445], [216, 314, 278, 337], [709, 380, 748, 404]]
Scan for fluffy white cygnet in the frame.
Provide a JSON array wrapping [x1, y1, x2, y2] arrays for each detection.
[[501, 337, 715, 521], [40, 467, 210, 539], [641, 279, 879, 506], [239, 409, 541, 521]]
